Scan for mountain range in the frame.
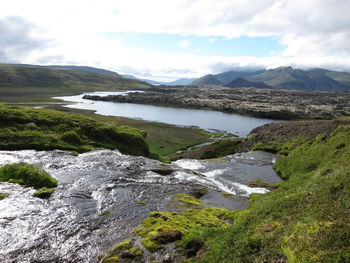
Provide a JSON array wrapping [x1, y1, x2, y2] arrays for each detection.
[[191, 66, 350, 92], [2, 63, 350, 93]]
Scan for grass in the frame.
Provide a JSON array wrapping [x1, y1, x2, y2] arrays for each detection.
[[0, 104, 150, 157], [0, 163, 58, 188], [194, 125, 350, 263]]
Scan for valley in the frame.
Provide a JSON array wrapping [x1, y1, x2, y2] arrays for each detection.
[[0, 64, 349, 263]]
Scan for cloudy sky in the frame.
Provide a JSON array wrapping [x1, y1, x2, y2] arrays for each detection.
[[1, 0, 350, 81]]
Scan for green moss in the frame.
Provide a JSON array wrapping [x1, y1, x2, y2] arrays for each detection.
[[102, 240, 131, 263], [172, 193, 204, 208], [141, 238, 163, 252], [136, 201, 147, 206], [0, 192, 9, 200], [114, 239, 131, 249], [136, 207, 233, 252], [32, 187, 55, 198], [103, 256, 120, 263], [0, 163, 57, 188], [248, 179, 277, 189], [100, 210, 110, 216], [0, 104, 150, 157]]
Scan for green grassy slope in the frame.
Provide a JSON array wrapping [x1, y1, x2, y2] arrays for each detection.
[[198, 126, 350, 263], [0, 104, 150, 156], [0, 64, 150, 97]]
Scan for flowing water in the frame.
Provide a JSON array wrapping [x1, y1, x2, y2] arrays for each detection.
[[0, 149, 280, 263], [54, 91, 281, 137]]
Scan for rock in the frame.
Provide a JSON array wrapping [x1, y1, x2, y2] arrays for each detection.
[[162, 253, 172, 263], [153, 230, 183, 244], [121, 250, 135, 259], [185, 238, 204, 258]]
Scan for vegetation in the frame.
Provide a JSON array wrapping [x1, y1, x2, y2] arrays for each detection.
[[32, 187, 56, 198], [0, 163, 57, 188], [102, 239, 143, 263], [195, 125, 350, 263], [0, 104, 150, 156], [182, 138, 243, 159], [0, 64, 150, 98], [135, 206, 234, 252], [0, 192, 10, 200]]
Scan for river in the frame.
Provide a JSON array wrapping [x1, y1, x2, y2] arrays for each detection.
[[0, 149, 280, 263], [55, 91, 281, 137]]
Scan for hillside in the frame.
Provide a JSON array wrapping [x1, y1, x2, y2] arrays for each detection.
[[224, 77, 272, 89], [0, 64, 151, 97], [0, 104, 150, 156], [214, 69, 263, 84], [191, 74, 222, 86], [248, 66, 349, 92]]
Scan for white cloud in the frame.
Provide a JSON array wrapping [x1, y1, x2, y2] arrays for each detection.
[[208, 38, 217, 44], [178, 40, 190, 48], [0, 0, 350, 80]]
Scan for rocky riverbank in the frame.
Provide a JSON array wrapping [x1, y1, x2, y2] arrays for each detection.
[[83, 86, 350, 120]]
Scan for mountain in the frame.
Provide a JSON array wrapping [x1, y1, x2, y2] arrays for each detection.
[[309, 68, 350, 87], [214, 70, 264, 84], [122, 74, 165, 85], [45, 65, 121, 76], [123, 75, 195, 86], [0, 64, 151, 96], [224, 78, 273, 89], [167, 78, 196, 85], [191, 74, 222, 86], [248, 66, 349, 92]]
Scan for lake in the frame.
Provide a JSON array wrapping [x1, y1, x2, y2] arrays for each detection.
[[55, 91, 281, 137]]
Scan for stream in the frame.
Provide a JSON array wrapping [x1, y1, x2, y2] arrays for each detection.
[[0, 149, 280, 263]]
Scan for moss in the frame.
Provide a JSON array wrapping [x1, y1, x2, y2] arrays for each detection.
[[141, 238, 163, 252], [32, 187, 55, 198], [248, 179, 277, 189], [102, 239, 132, 263], [0, 192, 9, 200], [135, 207, 233, 252], [172, 193, 204, 208], [0, 163, 57, 188], [103, 256, 120, 263], [99, 210, 110, 216], [136, 201, 147, 206]]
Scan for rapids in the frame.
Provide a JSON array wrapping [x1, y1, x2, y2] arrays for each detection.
[[0, 150, 280, 262]]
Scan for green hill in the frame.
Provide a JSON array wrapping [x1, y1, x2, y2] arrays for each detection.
[[0, 64, 151, 97], [0, 104, 150, 157]]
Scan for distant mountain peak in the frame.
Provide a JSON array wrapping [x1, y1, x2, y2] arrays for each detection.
[[191, 74, 222, 86]]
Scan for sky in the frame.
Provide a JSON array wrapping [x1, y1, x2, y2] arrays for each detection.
[[1, 0, 350, 81]]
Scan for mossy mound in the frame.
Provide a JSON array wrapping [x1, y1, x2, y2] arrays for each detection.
[[0, 104, 150, 156], [0, 192, 10, 200], [135, 204, 234, 254], [32, 187, 56, 198], [0, 163, 57, 188], [197, 124, 350, 263], [102, 239, 143, 263]]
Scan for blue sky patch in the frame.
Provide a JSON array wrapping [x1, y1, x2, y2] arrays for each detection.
[[98, 32, 283, 57]]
